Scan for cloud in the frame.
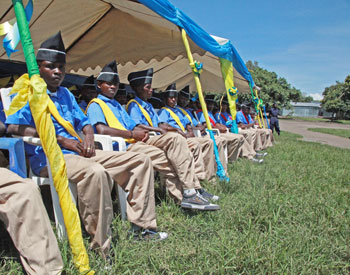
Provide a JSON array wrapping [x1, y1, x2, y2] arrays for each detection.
[[308, 93, 323, 101]]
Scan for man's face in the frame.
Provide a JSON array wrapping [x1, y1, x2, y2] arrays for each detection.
[[81, 87, 97, 103], [39, 61, 65, 92], [166, 96, 177, 108], [98, 81, 119, 99], [221, 103, 228, 112], [206, 101, 214, 112], [115, 94, 127, 105], [177, 94, 189, 107], [137, 84, 153, 100], [243, 106, 250, 115]]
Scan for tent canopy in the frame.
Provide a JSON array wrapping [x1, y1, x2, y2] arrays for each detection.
[[0, 0, 251, 93]]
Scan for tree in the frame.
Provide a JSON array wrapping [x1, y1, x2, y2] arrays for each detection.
[[321, 75, 350, 119], [242, 61, 304, 109]]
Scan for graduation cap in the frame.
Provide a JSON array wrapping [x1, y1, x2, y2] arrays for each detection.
[[221, 96, 229, 105], [116, 83, 127, 96], [97, 60, 120, 84], [241, 101, 252, 108], [162, 83, 178, 98], [128, 68, 153, 87], [81, 75, 95, 89], [205, 94, 216, 102], [179, 85, 190, 99], [36, 31, 66, 63]]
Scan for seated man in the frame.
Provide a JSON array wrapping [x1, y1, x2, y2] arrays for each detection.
[[197, 95, 261, 163], [114, 83, 128, 106], [127, 68, 218, 201], [158, 84, 228, 176], [86, 61, 218, 210], [0, 123, 63, 274], [0, 168, 64, 275], [78, 75, 97, 112], [6, 32, 167, 259], [236, 103, 274, 150], [215, 97, 263, 158]]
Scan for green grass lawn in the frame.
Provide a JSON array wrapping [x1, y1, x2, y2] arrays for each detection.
[[308, 128, 350, 139], [282, 116, 350, 124], [1, 132, 350, 274]]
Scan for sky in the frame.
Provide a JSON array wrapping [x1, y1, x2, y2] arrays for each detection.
[[170, 0, 350, 100]]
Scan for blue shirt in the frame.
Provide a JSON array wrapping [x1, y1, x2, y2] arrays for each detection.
[[87, 94, 136, 150], [128, 96, 166, 127], [157, 105, 191, 130], [0, 102, 6, 126], [78, 100, 88, 112], [236, 111, 254, 124], [6, 86, 90, 175], [177, 106, 199, 127], [215, 112, 232, 125], [197, 110, 218, 126]]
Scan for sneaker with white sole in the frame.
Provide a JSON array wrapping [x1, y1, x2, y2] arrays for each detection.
[[181, 192, 220, 210], [255, 152, 268, 158], [141, 229, 168, 241], [251, 158, 263, 163], [196, 188, 220, 202]]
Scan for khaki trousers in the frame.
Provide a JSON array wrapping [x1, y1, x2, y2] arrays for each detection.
[[239, 128, 258, 155], [203, 135, 228, 172], [64, 149, 155, 256], [188, 137, 215, 180], [256, 128, 274, 149], [128, 140, 200, 202], [0, 168, 63, 275], [146, 132, 205, 184], [220, 132, 245, 161]]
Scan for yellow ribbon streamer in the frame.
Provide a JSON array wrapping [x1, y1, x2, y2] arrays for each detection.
[[0, 18, 16, 36], [162, 107, 186, 132], [126, 99, 154, 127], [86, 98, 136, 143], [219, 58, 238, 120], [6, 74, 94, 274]]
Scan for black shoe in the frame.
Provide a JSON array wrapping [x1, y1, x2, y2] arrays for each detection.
[[181, 192, 220, 210], [196, 188, 220, 202], [129, 225, 168, 241]]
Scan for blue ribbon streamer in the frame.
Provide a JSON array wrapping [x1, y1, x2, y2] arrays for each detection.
[[3, 0, 33, 57], [207, 129, 229, 182]]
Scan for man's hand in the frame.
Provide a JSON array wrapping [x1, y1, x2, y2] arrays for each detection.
[[57, 136, 85, 155], [82, 133, 96, 158], [132, 129, 149, 142], [216, 123, 227, 133]]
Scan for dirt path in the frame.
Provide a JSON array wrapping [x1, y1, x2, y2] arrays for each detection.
[[279, 119, 350, 149]]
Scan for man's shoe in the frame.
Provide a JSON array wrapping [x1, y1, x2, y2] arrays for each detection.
[[255, 152, 268, 158], [251, 158, 263, 164], [196, 188, 220, 202], [141, 229, 168, 241], [181, 192, 220, 210]]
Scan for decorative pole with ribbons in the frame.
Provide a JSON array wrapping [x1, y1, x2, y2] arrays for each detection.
[[181, 28, 229, 182], [249, 82, 263, 128], [6, 1, 94, 274], [219, 57, 239, 134]]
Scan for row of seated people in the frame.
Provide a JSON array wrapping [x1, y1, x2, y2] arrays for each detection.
[[0, 31, 273, 274]]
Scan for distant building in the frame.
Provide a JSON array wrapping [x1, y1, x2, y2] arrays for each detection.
[[282, 102, 332, 118]]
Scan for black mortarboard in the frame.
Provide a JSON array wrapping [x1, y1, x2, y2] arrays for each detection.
[[36, 31, 66, 63], [179, 85, 190, 98], [128, 68, 153, 87], [97, 60, 120, 84], [163, 83, 178, 98], [205, 94, 216, 102], [221, 96, 229, 105], [116, 83, 127, 96], [82, 75, 95, 88], [241, 102, 252, 108]]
